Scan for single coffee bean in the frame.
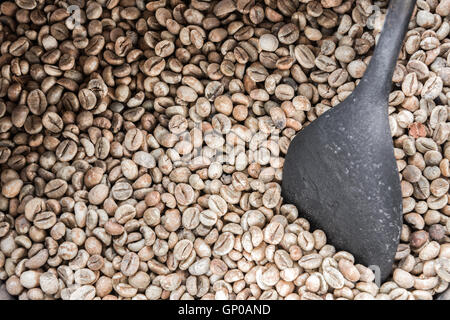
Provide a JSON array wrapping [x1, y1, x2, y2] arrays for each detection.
[[44, 179, 68, 198], [111, 181, 133, 201], [27, 89, 47, 115], [56, 140, 78, 162]]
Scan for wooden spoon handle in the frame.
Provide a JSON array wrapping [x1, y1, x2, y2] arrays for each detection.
[[359, 0, 416, 97]]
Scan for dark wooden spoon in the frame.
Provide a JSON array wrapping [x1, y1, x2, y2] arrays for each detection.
[[282, 0, 416, 282]]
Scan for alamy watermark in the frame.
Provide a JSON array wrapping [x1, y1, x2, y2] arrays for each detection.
[[368, 264, 382, 287], [66, 5, 82, 28]]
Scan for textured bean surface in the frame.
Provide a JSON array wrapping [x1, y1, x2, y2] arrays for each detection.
[[0, 0, 449, 301]]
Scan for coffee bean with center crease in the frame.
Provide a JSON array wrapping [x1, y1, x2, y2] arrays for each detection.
[[27, 89, 47, 115], [155, 40, 175, 58], [33, 211, 57, 230], [213, 232, 235, 256], [121, 252, 140, 276], [264, 221, 285, 245], [95, 137, 110, 160], [328, 68, 349, 87], [56, 140, 78, 162], [124, 128, 143, 151], [0, 147, 11, 164], [275, 84, 295, 101], [25, 248, 48, 269], [141, 56, 165, 76], [111, 181, 133, 201], [199, 209, 218, 227], [87, 255, 104, 271], [278, 23, 299, 44], [9, 37, 30, 56], [24, 198, 46, 221], [177, 86, 198, 102], [16, 0, 37, 10], [23, 115, 43, 135], [294, 45, 316, 69], [78, 88, 97, 110], [58, 242, 78, 260], [42, 112, 63, 133], [247, 63, 269, 82], [85, 35, 105, 56], [44, 179, 68, 198], [174, 239, 194, 260], [115, 204, 136, 224], [182, 207, 200, 230]]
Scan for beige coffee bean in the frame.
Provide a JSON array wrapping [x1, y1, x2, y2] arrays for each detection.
[[160, 274, 181, 291], [111, 181, 133, 201], [264, 222, 284, 245], [294, 45, 316, 69], [70, 285, 96, 300], [299, 254, 323, 269], [25, 249, 48, 269], [34, 211, 57, 230], [275, 84, 294, 101], [393, 268, 414, 289], [177, 86, 198, 102], [115, 204, 136, 224], [199, 209, 218, 227], [402, 165, 422, 183], [434, 258, 450, 282], [174, 183, 195, 206], [88, 184, 109, 205], [133, 151, 156, 169], [20, 270, 41, 289], [121, 159, 138, 180], [174, 239, 194, 260], [27, 89, 47, 115], [259, 34, 279, 52], [44, 179, 68, 198], [121, 252, 140, 276], [338, 259, 360, 282], [16, 0, 37, 10], [129, 271, 151, 290], [297, 231, 315, 251], [278, 23, 299, 44], [58, 241, 78, 260], [42, 112, 63, 133], [422, 75, 443, 100], [74, 268, 96, 285], [84, 167, 104, 189], [189, 258, 211, 276], [419, 241, 440, 261], [124, 128, 144, 151], [39, 272, 59, 295], [78, 88, 97, 110], [414, 276, 439, 290], [181, 207, 199, 230], [2, 178, 23, 198], [213, 232, 235, 256], [56, 140, 78, 162], [430, 178, 449, 197], [335, 46, 355, 63]]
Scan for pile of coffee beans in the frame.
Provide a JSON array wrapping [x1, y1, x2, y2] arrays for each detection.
[[0, 0, 449, 300]]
